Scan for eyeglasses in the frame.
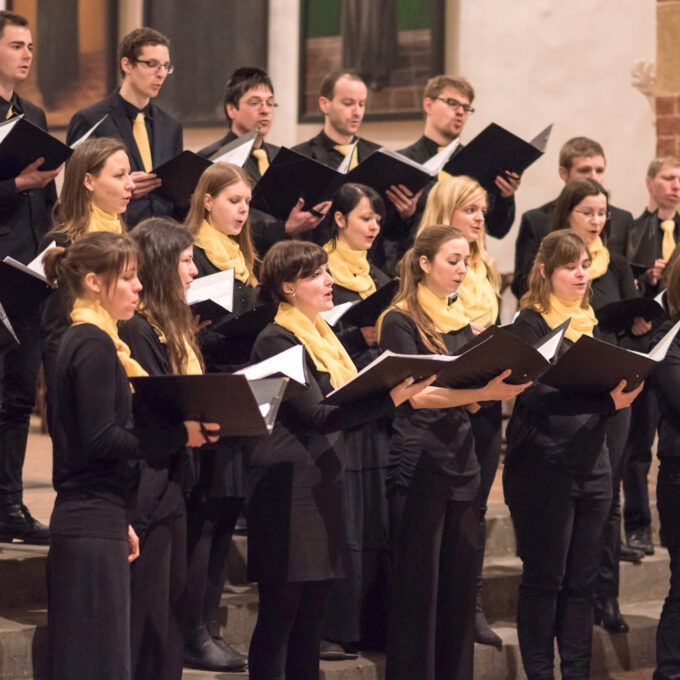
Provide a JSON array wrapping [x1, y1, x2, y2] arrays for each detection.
[[243, 98, 278, 110], [435, 97, 475, 114], [573, 209, 610, 221], [135, 59, 175, 74]]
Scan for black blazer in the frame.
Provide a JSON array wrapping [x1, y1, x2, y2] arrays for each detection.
[[66, 91, 183, 227], [247, 322, 394, 582], [511, 200, 635, 300], [198, 130, 285, 256], [0, 95, 57, 264]]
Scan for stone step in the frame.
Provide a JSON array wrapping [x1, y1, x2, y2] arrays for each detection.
[[3, 600, 663, 680], [0, 545, 47, 609]]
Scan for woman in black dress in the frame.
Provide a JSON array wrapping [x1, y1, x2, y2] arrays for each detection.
[[551, 178, 651, 632], [118, 217, 217, 679], [247, 240, 428, 680], [378, 225, 529, 680], [652, 253, 680, 680], [320, 183, 392, 653], [180, 162, 260, 670], [505, 229, 643, 680], [43, 231, 217, 680]]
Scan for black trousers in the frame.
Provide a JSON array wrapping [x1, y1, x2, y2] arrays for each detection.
[[249, 579, 331, 680], [470, 403, 502, 593], [386, 488, 479, 680], [596, 407, 631, 599], [130, 482, 187, 680], [185, 495, 243, 635], [0, 311, 41, 502], [504, 462, 611, 680], [622, 383, 660, 533], [48, 533, 131, 680], [653, 459, 680, 680]]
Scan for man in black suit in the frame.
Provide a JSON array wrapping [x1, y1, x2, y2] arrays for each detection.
[[199, 67, 329, 255], [66, 27, 182, 227], [0, 10, 59, 543], [511, 137, 635, 299]]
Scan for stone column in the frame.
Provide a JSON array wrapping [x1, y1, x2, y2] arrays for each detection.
[[656, 0, 680, 154]]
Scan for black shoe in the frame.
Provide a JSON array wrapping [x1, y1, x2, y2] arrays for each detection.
[[184, 626, 247, 672], [210, 635, 248, 666], [474, 608, 503, 649], [627, 527, 654, 555], [594, 598, 629, 633], [0, 504, 49, 544], [319, 639, 357, 661], [619, 542, 645, 563]]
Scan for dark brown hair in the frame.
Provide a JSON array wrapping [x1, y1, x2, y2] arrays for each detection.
[[259, 241, 327, 306], [43, 232, 137, 302], [0, 10, 28, 38], [130, 218, 203, 373], [551, 178, 609, 240], [520, 229, 592, 312], [384, 225, 467, 354], [118, 27, 170, 77], [223, 67, 274, 125], [324, 182, 384, 248], [423, 74, 475, 104]]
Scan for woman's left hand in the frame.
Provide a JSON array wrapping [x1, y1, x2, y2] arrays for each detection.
[[128, 525, 140, 563], [631, 316, 652, 336]]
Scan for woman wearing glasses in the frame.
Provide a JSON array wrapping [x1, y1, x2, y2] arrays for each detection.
[[550, 178, 651, 634]]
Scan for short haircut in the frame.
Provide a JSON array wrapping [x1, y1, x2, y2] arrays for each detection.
[[118, 27, 170, 77], [647, 155, 680, 179], [319, 71, 365, 100], [423, 75, 475, 104], [558, 137, 606, 172], [0, 10, 28, 39], [223, 67, 274, 125]]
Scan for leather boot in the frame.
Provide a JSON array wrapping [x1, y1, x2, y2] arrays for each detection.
[[184, 625, 247, 671], [594, 597, 629, 633], [474, 590, 502, 648], [0, 503, 49, 544]]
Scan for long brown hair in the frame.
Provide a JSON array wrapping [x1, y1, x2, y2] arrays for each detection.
[[51, 137, 128, 243], [520, 229, 592, 313], [130, 218, 204, 373], [382, 225, 466, 354], [184, 162, 258, 285]]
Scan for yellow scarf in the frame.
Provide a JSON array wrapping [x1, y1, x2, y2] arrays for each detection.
[[455, 259, 499, 328], [540, 294, 598, 343], [141, 311, 202, 376], [407, 283, 469, 332], [587, 236, 610, 280], [88, 204, 123, 234], [274, 302, 357, 388], [70, 298, 148, 378], [195, 219, 250, 283], [324, 240, 376, 299]]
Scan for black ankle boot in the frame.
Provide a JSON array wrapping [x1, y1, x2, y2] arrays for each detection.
[[184, 625, 247, 671], [0, 503, 49, 544], [474, 591, 502, 649], [594, 598, 629, 634]]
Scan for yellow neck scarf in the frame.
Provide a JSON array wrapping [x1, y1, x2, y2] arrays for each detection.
[[400, 283, 469, 333], [274, 302, 357, 388], [324, 240, 376, 299], [70, 298, 148, 378], [661, 219, 677, 261], [195, 219, 250, 283], [540, 294, 598, 343], [141, 311, 202, 376], [587, 236, 610, 280], [455, 259, 498, 328], [89, 205, 123, 234]]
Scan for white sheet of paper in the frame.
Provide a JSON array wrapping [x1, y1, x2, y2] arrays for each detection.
[[186, 268, 234, 312], [237, 344, 307, 385]]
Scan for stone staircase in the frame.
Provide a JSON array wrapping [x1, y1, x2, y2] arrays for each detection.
[[0, 500, 665, 679]]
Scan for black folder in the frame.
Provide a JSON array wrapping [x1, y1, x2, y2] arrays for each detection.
[[0, 114, 73, 180], [540, 319, 680, 393], [189, 299, 232, 326], [152, 150, 211, 207], [207, 304, 276, 365], [130, 373, 288, 437], [0, 257, 52, 321], [328, 279, 399, 328], [443, 123, 552, 190], [434, 320, 568, 389], [596, 297, 666, 334]]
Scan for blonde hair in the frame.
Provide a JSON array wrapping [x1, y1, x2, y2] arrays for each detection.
[[417, 175, 500, 292]]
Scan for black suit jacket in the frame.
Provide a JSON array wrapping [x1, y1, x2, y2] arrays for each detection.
[[511, 199, 634, 300], [66, 91, 183, 227], [198, 131, 285, 256], [0, 95, 57, 264]]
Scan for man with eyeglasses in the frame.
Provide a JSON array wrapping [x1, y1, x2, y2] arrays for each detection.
[[66, 27, 182, 227], [199, 67, 330, 255], [512, 136, 634, 300]]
